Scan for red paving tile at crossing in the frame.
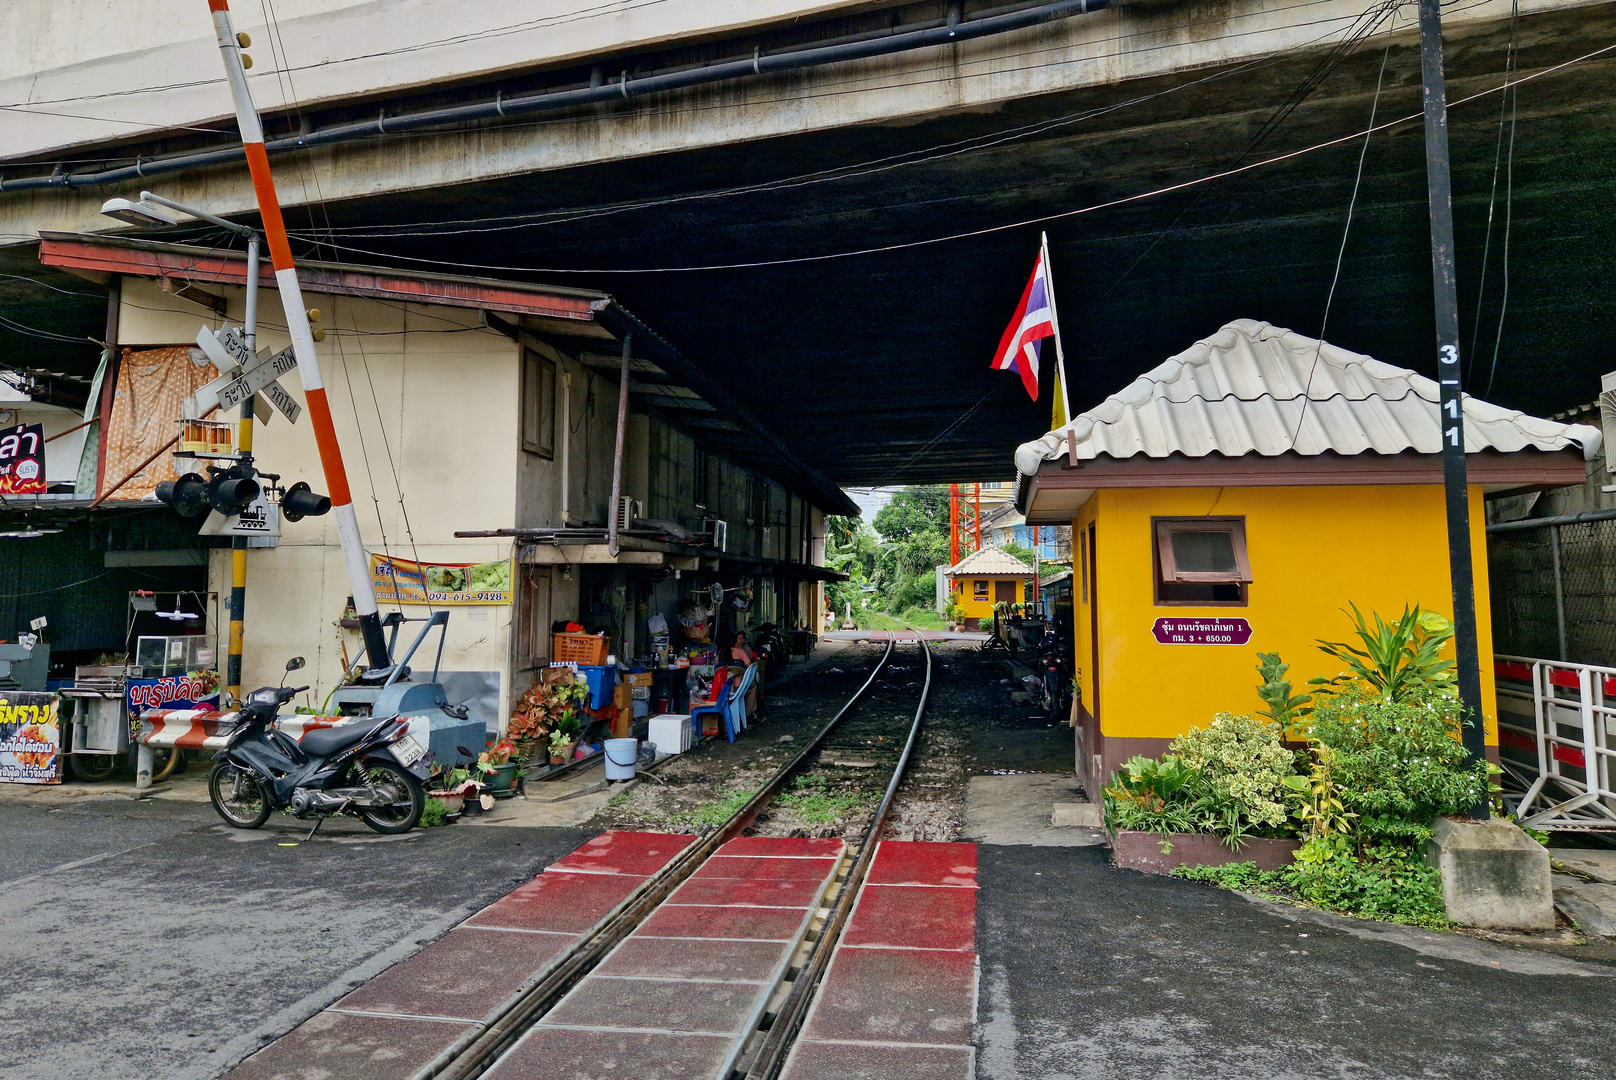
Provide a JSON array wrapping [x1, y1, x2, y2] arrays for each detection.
[[864, 839, 977, 888], [547, 830, 697, 875], [223, 832, 694, 1080], [485, 835, 843, 1080], [465, 871, 645, 933], [691, 854, 840, 880], [840, 880, 977, 952], [223, 1010, 478, 1080], [779, 841, 978, 1080]]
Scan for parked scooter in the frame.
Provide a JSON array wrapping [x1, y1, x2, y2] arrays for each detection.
[[1021, 627, 1073, 725], [208, 657, 429, 836]]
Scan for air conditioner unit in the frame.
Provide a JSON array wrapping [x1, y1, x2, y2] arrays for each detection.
[[702, 518, 728, 551], [616, 497, 641, 530]]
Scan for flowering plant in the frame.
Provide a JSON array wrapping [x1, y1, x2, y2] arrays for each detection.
[[477, 740, 517, 774]]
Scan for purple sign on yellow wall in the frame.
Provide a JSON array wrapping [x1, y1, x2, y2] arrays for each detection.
[[1152, 617, 1252, 645]]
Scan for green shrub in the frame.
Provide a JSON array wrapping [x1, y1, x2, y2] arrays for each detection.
[[420, 797, 448, 828], [1307, 688, 1490, 848], [1168, 713, 1297, 832], [1312, 603, 1456, 702], [1170, 861, 1288, 893]]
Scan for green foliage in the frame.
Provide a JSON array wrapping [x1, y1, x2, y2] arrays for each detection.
[[871, 486, 949, 541], [420, 797, 448, 828], [1169, 713, 1297, 832], [891, 569, 937, 614], [1102, 715, 1300, 849], [1307, 688, 1490, 848], [1312, 603, 1456, 701], [1170, 861, 1289, 893], [998, 541, 1038, 569], [1254, 652, 1313, 735], [689, 788, 755, 827], [1294, 740, 1357, 841], [779, 775, 872, 823]]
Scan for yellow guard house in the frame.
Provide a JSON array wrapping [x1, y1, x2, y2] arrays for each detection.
[[945, 547, 1035, 627], [1014, 320, 1600, 792]]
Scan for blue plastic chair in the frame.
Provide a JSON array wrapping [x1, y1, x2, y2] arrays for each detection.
[[689, 678, 736, 743], [728, 663, 759, 735]]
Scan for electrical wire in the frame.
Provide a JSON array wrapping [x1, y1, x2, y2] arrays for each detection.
[[1288, 38, 1392, 449], [289, 38, 1616, 277], [1481, 0, 1521, 401]]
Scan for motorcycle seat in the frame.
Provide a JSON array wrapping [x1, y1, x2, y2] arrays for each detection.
[[297, 722, 377, 758]]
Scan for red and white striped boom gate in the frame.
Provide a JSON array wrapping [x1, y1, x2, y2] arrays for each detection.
[[204, 0, 390, 669]]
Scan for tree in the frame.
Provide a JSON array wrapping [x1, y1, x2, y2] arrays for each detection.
[[872, 485, 950, 543]]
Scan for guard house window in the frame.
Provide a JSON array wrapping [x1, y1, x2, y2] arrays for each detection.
[[521, 349, 556, 458], [1153, 516, 1251, 606], [973, 580, 989, 600]]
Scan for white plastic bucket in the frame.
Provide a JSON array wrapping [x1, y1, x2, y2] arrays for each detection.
[[604, 738, 639, 780]]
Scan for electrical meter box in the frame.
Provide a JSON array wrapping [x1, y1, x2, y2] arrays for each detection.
[[134, 635, 214, 677]]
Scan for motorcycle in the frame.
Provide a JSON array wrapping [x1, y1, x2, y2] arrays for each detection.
[[208, 657, 429, 836], [1021, 627, 1073, 725]]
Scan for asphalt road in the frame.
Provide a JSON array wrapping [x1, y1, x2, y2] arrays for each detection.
[[0, 796, 592, 1080], [976, 845, 1616, 1080]]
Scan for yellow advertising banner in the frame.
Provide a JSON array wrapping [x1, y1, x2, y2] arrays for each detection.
[[370, 554, 513, 606]]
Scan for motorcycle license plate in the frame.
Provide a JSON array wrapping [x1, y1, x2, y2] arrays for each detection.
[[390, 734, 426, 766]]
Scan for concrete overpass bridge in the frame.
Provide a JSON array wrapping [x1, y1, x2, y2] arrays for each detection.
[[2, 0, 1612, 485]]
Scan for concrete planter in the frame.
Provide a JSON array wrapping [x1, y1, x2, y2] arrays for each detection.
[[1112, 830, 1300, 876]]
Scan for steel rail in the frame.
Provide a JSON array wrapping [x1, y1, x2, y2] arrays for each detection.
[[741, 629, 934, 1079], [426, 635, 899, 1080]]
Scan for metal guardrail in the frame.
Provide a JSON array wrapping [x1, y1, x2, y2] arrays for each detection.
[[1495, 654, 1616, 830]]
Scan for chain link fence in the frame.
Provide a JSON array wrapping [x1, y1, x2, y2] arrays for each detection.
[[1489, 518, 1616, 668]]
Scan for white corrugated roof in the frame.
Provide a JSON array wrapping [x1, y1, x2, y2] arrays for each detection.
[[1014, 319, 1601, 475], [945, 546, 1035, 577]]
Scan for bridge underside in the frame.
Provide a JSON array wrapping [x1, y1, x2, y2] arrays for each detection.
[[5, 5, 1613, 488]]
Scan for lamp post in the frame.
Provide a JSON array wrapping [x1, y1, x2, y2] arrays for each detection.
[[100, 191, 260, 707]]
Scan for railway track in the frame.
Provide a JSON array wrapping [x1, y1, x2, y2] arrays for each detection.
[[422, 631, 936, 1080]]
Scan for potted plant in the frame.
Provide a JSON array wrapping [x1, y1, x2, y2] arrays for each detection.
[[477, 740, 523, 798], [427, 765, 480, 816], [509, 671, 590, 762], [548, 712, 581, 764]]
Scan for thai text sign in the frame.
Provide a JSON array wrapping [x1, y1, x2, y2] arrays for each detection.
[[0, 423, 46, 495], [1152, 617, 1252, 645], [0, 692, 61, 784], [126, 676, 221, 714], [371, 554, 513, 606]]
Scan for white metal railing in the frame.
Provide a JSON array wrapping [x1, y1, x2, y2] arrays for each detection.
[[1495, 655, 1616, 830]]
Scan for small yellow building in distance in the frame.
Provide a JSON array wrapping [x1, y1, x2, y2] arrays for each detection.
[[944, 547, 1035, 629], [1015, 319, 1600, 793]]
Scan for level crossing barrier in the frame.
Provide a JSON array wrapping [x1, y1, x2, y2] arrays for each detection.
[[1495, 655, 1616, 830]]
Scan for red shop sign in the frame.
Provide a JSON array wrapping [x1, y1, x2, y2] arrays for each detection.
[[1152, 617, 1252, 645]]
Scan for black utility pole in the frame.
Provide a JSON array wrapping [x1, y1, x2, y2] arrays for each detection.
[[1419, 0, 1490, 816]]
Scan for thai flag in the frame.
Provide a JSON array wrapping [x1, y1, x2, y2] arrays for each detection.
[[990, 246, 1057, 401]]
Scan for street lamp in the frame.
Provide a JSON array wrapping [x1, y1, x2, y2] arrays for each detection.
[[99, 190, 262, 708]]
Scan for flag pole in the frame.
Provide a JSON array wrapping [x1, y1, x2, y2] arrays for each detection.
[[204, 0, 391, 671], [1040, 231, 1073, 428]]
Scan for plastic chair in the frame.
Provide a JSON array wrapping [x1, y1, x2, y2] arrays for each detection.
[[728, 663, 759, 735], [689, 679, 736, 743]]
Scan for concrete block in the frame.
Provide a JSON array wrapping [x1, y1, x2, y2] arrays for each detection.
[[1425, 817, 1554, 930], [1051, 802, 1102, 828]]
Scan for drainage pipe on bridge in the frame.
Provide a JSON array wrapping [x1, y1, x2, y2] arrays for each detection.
[[0, 0, 1113, 194]]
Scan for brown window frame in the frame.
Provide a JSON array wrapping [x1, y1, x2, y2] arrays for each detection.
[[521, 348, 556, 459], [973, 579, 989, 600], [1152, 516, 1251, 607]]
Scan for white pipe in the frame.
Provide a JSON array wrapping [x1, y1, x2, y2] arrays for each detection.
[[561, 370, 572, 525]]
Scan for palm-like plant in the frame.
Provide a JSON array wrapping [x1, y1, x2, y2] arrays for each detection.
[[1311, 603, 1456, 702]]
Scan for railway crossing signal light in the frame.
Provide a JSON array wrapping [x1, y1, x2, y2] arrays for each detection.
[[280, 481, 331, 522], [154, 467, 260, 517], [154, 473, 210, 517]]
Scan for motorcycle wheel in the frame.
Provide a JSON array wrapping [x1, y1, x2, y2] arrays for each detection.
[[69, 753, 120, 782], [151, 747, 182, 783], [209, 762, 272, 828], [352, 758, 424, 834]]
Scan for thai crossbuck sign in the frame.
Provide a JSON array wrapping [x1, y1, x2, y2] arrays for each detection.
[[193, 326, 302, 424]]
